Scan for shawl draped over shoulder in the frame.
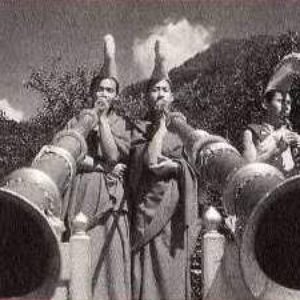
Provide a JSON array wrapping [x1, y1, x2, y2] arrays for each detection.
[[129, 120, 200, 300]]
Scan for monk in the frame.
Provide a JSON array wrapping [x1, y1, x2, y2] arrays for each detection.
[[65, 35, 131, 300], [242, 53, 300, 176], [243, 89, 300, 176], [129, 40, 200, 300]]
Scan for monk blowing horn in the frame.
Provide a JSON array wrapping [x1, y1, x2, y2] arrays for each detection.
[[167, 112, 300, 300], [0, 109, 97, 299]]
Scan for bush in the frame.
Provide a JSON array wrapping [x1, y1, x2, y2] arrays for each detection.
[[0, 31, 299, 299]]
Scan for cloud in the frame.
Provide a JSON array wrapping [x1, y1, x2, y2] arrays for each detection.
[[0, 99, 24, 122], [133, 18, 214, 78]]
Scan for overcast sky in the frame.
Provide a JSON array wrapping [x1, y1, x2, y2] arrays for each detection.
[[1, 0, 300, 119]]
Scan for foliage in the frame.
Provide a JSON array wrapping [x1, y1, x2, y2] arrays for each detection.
[[0, 65, 93, 177], [124, 32, 300, 153], [1, 32, 299, 179], [0, 31, 299, 298]]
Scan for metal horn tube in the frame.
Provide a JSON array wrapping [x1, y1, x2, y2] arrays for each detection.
[[167, 113, 285, 214], [168, 113, 300, 300], [0, 109, 97, 299], [240, 175, 300, 299]]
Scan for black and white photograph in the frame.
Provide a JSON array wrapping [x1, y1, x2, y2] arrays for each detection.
[[0, 1, 300, 300]]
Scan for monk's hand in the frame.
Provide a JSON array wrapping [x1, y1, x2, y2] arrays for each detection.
[[79, 155, 95, 172], [94, 97, 110, 119], [265, 129, 289, 153], [281, 129, 297, 146], [287, 132, 300, 148], [294, 134, 300, 148], [149, 158, 179, 177], [156, 114, 168, 137], [258, 135, 280, 155], [166, 111, 187, 133], [224, 214, 237, 234], [111, 163, 127, 178]]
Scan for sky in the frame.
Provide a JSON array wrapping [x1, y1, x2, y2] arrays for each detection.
[[1, 0, 300, 120]]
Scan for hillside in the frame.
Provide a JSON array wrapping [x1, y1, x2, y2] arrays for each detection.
[[0, 32, 298, 300], [123, 33, 300, 150], [0, 32, 298, 176]]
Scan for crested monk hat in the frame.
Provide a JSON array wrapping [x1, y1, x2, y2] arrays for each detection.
[[149, 40, 170, 86], [98, 34, 118, 82], [265, 52, 300, 94], [90, 34, 119, 97]]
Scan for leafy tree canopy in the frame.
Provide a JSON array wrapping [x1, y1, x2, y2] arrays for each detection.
[[0, 32, 300, 178]]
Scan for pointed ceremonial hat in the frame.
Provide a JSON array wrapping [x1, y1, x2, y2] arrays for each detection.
[[265, 52, 300, 94], [150, 40, 170, 83], [99, 34, 118, 81]]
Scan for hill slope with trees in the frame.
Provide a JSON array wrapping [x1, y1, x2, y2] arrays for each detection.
[[123, 32, 300, 148], [1, 31, 299, 180], [0, 32, 299, 299]]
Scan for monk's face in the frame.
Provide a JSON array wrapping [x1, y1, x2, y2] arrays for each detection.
[[148, 79, 173, 114], [282, 93, 292, 117], [94, 78, 117, 109], [264, 91, 284, 118]]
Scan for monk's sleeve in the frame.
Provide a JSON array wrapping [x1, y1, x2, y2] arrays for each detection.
[[177, 158, 201, 253], [64, 116, 78, 130], [127, 121, 149, 195], [111, 117, 132, 161]]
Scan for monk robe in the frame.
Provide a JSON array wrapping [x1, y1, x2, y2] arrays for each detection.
[[64, 112, 131, 300], [129, 121, 200, 300]]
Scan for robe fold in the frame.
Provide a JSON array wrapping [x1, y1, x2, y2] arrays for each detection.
[[64, 112, 132, 300], [129, 121, 200, 300]]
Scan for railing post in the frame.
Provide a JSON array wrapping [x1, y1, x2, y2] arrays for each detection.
[[202, 206, 225, 298], [70, 212, 92, 300], [51, 242, 70, 300]]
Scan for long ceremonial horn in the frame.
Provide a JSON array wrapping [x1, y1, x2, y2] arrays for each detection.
[[265, 52, 300, 93], [0, 109, 97, 299]]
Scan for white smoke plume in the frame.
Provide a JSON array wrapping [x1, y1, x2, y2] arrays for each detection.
[[0, 99, 24, 122], [133, 18, 214, 78]]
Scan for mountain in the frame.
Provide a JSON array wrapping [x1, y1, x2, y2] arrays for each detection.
[[0, 32, 298, 300], [0, 32, 298, 177], [123, 33, 299, 150]]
